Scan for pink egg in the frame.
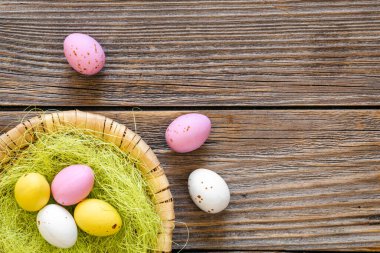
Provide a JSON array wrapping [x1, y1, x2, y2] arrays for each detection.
[[166, 113, 211, 153], [63, 33, 105, 75], [51, 165, 95, 206]]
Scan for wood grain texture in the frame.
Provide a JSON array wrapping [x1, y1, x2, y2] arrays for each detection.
[[0, 109, 380, 251], [1, 0, 380, 106]]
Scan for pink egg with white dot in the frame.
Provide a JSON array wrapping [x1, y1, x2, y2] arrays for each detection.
[[166, 113, 211, 153], [63, 33, 105, 75]]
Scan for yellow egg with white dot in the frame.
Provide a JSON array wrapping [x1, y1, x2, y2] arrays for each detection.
[[14, 173, 50, 212]]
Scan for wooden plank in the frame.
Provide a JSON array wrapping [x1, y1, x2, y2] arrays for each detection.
[[1, 1, 380, 106], [0, 109, 380, 251], [176, 251, 286, 253]]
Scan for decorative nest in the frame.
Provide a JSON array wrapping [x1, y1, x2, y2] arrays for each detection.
[[0, 110, 174, 252]]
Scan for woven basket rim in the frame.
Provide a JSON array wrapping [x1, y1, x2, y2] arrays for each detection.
[[0, 110, 174, 252]]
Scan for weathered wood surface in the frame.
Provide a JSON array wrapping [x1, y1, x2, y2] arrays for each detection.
[[1, 0, 380, 106], [0, 110, 379, 251], [2, 0, 380, 251]]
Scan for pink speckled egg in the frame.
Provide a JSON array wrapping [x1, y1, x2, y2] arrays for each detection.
[[52, 165, 95, 206], [166, 113, 211, 153], [63, 33, 105, 75]]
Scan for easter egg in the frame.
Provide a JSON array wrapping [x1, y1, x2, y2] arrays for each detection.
[[74, 199, 122, 237], [37, 204, 78, 248], [166, 113, 211, 153], [51, 165, 94, 206], [63, 33, 105, 75], [14, 173, 50, 212], [188, 168, 230, 214]]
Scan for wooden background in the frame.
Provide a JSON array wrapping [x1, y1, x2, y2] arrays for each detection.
[[1, 0, 380, 251]]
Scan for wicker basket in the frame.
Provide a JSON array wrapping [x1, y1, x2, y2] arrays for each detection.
[[0, 110, 175, 252]]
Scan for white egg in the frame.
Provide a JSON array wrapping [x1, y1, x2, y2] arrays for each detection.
[[37, 204, 78, 248], [188, 168, 230, 213]]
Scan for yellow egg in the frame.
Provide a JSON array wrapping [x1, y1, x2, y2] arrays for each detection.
[[74, 199, 122, 236], [14, 173, 50, 212]]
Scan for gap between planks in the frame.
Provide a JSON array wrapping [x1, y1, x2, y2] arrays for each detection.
[[1, 105, 380, 112]]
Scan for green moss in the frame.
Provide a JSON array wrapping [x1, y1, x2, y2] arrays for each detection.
[[0, 127, 161, 253]]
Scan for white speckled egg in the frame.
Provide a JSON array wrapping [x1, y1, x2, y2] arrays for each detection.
[[188, 168, 230, 214], [37, 204, 78, 248]]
